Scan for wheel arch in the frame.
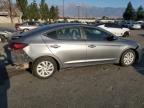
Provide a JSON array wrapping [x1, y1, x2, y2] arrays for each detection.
[[23, 28, 29, 32], [130, 48, 139, 62], [123, 31, 130, 37], [33, 55, 63, 71], [119, 48, 138, 63]]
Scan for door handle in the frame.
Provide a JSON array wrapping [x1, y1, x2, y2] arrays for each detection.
[[88, 45, 96, 48], [50, 45, 60, 48]]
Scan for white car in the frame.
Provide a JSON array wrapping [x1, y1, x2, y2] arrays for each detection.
[[130, 23, 141, 30], [15, 21, 42, 32], [98, 23, 130, 37]]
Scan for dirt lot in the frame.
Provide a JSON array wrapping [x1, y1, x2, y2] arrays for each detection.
[[0, 30, 144, 108]]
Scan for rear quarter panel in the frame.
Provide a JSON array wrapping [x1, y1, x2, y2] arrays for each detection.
[[22, 34, 63, 68]]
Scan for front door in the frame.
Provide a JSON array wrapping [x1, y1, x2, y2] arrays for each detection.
[[82, 27, 121, 63]]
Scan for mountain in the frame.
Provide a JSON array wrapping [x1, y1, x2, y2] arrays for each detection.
[[59, 4, 125, 18]]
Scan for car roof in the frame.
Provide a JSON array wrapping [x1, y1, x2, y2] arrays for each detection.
[[19, 23, 93, 35], [16, 23, 114, 38], [44, 23, 87, 27], [13, 23, 116, 39]]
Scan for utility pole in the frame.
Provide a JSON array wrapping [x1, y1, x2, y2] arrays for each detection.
[[62, 0, 64, 19], [77, 5, 80, 20], [85, 7, 88, 18]]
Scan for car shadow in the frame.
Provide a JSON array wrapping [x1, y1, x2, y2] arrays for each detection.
[[0, 43, 13, 108], [139, 34, 144, 37], [0, 55, 10, 108], [133, 51, 144, 75]]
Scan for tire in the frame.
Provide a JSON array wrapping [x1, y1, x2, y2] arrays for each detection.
[[123, 31, 129, 37], [32, 57, 57, 79], [23, 29, 29, 32], [120, 49, 136, 66]]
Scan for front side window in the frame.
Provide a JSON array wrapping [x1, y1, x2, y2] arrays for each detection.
[[46, 27, 81, 40], [83, 27, 109, 41]]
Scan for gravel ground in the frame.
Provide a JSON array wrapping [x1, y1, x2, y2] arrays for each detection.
[[0, 30, 144, 108]]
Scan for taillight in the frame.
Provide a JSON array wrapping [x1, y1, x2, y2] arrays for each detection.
[[9, 43, 28, 50]]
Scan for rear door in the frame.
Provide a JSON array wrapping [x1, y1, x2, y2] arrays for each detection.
[[44, 26, 87, 67]]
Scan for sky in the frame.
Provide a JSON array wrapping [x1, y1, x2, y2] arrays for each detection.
[[34, 0, 143, 8]]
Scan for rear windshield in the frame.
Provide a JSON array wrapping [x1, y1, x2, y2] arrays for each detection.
[[13, 23, 64, 37]]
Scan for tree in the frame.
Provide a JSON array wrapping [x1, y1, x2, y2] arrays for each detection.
[[16, 0, 28, 20], [49, 6, 55, 21], [40, 0, 49, 22], [8, 0, 13, 23], [49, 6, 59, 21], [28, 0, 40, 21], [54, 6, 59, 20], [136, 6, 144, 20], [0, 0, 14, 23], [123, 2, 136, 20]]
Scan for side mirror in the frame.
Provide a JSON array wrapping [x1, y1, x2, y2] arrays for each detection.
[[106, 35, 117, 41]]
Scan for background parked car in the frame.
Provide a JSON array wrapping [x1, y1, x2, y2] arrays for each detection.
[[141, 23, 144, 29], [97, 23, 130, 37], [136, 21, 144, 25], [130, 22, 141, 30], [123, 22, 132, 28], [0, 28, 16, 42], [15, 21, 42, 32]]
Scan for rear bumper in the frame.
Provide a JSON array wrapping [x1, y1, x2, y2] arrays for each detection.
[[11, 49, 32, 68]]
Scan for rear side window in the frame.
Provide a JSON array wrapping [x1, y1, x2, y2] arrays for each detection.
[[45, 27, 82, 40], [46, 31, 57, 39]]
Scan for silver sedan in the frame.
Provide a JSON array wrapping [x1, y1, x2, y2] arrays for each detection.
[[9, 23, 142, 79]]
